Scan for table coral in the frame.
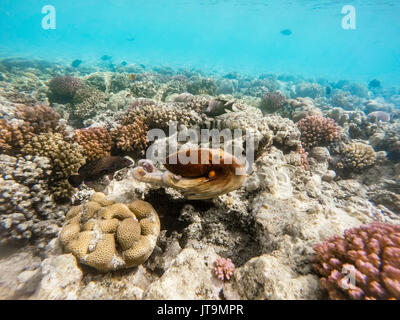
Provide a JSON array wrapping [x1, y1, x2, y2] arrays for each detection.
[[296, 115, 340, 149], [312, 222, 400, 300], [73, 127, 113, 161], [59, 192, 160, 272]]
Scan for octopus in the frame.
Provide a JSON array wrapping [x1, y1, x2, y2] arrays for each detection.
[[133, 148, 248, 199]]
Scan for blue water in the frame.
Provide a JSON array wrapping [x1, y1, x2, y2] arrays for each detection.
[[1, 0, 400, 85]]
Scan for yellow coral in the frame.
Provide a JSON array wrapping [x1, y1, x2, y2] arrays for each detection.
[[59, 192, 160, 272]]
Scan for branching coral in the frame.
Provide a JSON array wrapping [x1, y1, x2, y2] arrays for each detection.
[[72, 86, 107, 119], [59, 192, 160, 272], [73, 127, 113, 161], [0, 154, 64, 245], [21, 133, 86, 201], [187, 77, 217, 96], [110, 119, 149, 155], [295, 82, 325, 99], [296, 115, 340, 149], [312, 222, 400, 300], [0, 104, 66, 155], [214, 257, 235, 281], [123, 100, 203, 130]]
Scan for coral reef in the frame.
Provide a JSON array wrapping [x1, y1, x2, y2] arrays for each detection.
[[0, 154, 65, 245], [48, 76, 82, 102], [214, 257, 235, 281], [335, 142, 376, 171], [312, 222, 400, 300], [73, 127, 113, 161], [295, 82, 325, 99], [21, 133, 86, 201], [71, 86, 107, 119], [59, 192, 160, 272], [296, 115, 340, 149], [259, 91, 286, 115], [187, 77, 217, 96], [110, 119, 149, 154]]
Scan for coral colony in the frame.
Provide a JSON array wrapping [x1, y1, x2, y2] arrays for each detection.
[[0, 57, 399, 300]]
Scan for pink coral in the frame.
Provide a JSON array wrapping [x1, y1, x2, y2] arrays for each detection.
[[214, 257, 235, 281], [312, 222, 400, 300], [296, 115, 340, 149]]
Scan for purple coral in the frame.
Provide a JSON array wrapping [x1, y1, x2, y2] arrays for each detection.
[[296, 115, 340, 149], [312, 222, 400, 300], [214, 257, 235, 281]]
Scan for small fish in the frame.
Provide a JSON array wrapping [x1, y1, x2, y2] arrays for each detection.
[[68, 156, 133, 188], [368, 79, 381, 88], [326, 86, 332, 95], [139, 64, 146, 69], [101, 55, 112, 61], [126, 37, 135, 42], [128, 73, 136, 80], [121, 61, 128, 66], [367, 111, 390, 122], [280, 29, 292, 36], [71, 59, 82, 68]]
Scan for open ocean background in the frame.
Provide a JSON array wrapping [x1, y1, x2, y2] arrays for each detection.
[[0, 0, 399, 85]]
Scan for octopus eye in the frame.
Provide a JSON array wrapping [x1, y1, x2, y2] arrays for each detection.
[[208, 170, 216, 179]]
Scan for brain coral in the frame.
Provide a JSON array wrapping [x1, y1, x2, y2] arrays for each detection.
[[49, 75, 82, 102], [21, 133, 86, 201], [59, 192, 160, 272], [312, 222, 400, 300], [73, 127, 113, 161], [296, 115, 340, 149], [336, 142, 376, 170]]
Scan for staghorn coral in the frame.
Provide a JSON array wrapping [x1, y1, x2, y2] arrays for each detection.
[[296, 115, 340, 149], [110, 119, 149, 155], [214, 257, 235, 281], [59, 192, 160, 272], [0, 154, 65, 245], [21, 133, 86, 201], [73, 127, 113, 161], [335, 142, 376, 170], [259, 91, 286, 115], [312, 222, 400, 300], [48, 76, 82, 102]]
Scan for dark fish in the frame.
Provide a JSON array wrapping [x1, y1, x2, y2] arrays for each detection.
[[101, 55, 112, 61], [368, 79, 381, 88], [326, 86, 332, 95], [126, 37, 135, 42], [280, 29, 292, 36], [68, 156, 133, 188], [71, 59, 82, 68], [121, 61, 128, 66], [139, 64, 146, 69]]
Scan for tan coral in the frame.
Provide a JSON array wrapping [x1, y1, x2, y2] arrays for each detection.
[[337, 142, 376, 170], [59, 192, 160, 272], [73, 127, 113, 161]]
